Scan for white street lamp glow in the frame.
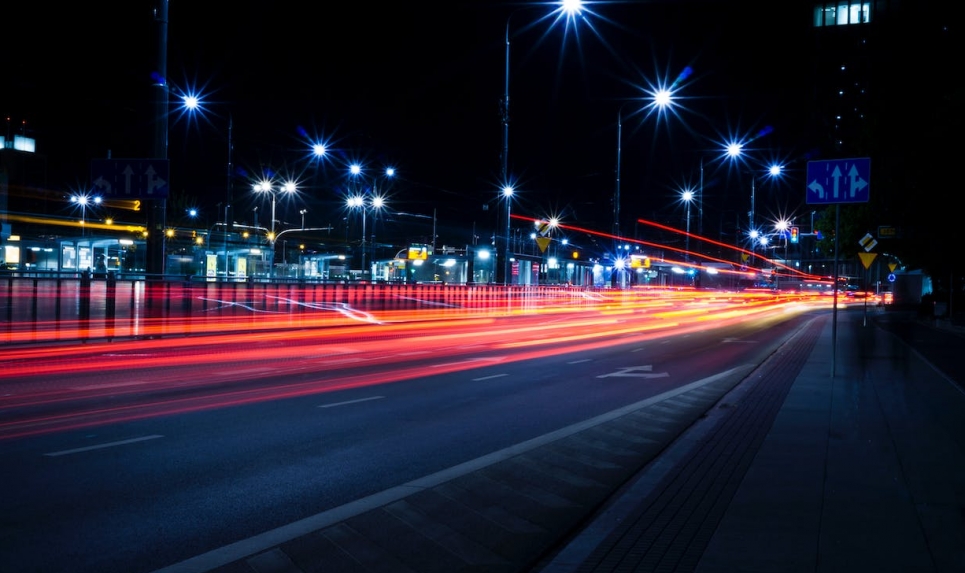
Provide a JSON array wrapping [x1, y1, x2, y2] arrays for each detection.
[[312, 144, 326, 158], [561, 0, 583, 17], [350, 164, 362, 176], [253, 179, 297, 278], [614, 84, 679, 241], [726, 142, 743, 158], [654, 88, 672, 108]]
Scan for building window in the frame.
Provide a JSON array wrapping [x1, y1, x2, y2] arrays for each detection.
[[813, 2, 872, 27]]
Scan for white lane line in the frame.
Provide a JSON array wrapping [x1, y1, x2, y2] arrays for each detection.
[[567, 359, 592, 364], [44, 435, 164, 457], [319, 396, 384, 409], [471, 374, 508, 381]]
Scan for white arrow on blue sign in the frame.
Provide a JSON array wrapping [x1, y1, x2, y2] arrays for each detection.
[[90, 158, 170, 199], [805, 157, 870, 205]]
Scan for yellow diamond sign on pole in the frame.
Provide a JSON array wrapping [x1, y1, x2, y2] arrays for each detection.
[[858, 252, 877, 270]]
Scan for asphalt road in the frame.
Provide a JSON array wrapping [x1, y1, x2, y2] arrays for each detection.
[[1, 308, 816, 573]]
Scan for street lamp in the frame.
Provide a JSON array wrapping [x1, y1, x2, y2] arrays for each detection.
[[70, 193, 102, 237], [347, 164, 394, 274], [501, 185, 514, 284], [300, 209, 308, 229], [681, 188, 694, 260], [500, 0, 585, 284], [724, 142, 784, 248], [253, 179, 297, 278], [614, 86, 676, 240]]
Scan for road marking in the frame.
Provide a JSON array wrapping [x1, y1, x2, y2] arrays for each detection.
[[567, 359, 592, 364], [319, 396, 384, 409], [44, 435, 164, 457], [472, 374, 508, 381], [597, 365, 670, 379]]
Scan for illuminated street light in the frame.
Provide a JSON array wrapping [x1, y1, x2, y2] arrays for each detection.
[[615, 85, 677, 240], [501, 185, 514, 283], [500, 0, 585, 285], [179, 90, 237, 278], [253, 179, 297, 278], [681, 188, 694, 260], [70, 193, 102, 238], [347, 165, 394, 274], [723, 142, 784, 248]]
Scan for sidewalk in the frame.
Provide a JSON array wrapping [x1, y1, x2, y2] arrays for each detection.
[[534, 308, 965, 573]]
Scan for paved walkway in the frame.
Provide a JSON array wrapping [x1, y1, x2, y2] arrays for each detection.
[[535, 308, 965, 573], [156, 307, 965, 573]]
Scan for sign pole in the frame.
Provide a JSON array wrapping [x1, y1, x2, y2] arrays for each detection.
[[831, 204, 839, 377]]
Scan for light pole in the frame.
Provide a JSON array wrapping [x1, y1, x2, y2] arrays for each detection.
[[71, 193, 102, 238], [347, 164, 394, 275], [300, 209, 307, 229], [681, 189, 694, 260], [614, 88, 675, 240], [500, 0, 584, 284], [253, 179, 296, 278], [724, 143, 783, 249], [501, 185, 514, 284]]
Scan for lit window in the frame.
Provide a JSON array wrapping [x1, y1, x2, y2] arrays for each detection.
[[813, 2, 871, 27]]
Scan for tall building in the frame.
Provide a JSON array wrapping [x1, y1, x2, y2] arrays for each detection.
[[805, 0, 957, 279]]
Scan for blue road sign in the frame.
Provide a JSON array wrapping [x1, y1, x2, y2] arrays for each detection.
[[805, 157, 870, 205], [91, 158, 170, 199]]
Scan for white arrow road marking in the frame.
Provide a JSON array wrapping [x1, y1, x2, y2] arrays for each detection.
[[596, 365, 669, 379]]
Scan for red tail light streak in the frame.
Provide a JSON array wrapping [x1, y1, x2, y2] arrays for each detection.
[[0, 285, 839, 441]]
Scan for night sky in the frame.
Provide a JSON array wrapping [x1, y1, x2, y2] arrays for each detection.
[[7, 1, 813, 246]]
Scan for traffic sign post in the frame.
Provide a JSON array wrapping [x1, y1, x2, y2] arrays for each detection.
[[807, 157, 872, 375]]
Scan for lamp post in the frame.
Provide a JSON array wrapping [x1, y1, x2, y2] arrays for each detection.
[[71, 193, 102, 238], [300, 209, 307, 229], [253, 179, 296, 278], [724, 143, 784, 250], [347, 164, 394, 274], [681, 189, 694, 260], [501, 185, 514, 284], [614, 88, 675, 241], [500, 0, 584, 285]]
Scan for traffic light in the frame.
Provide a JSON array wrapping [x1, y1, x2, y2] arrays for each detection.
[[790, 226, 799, 244]]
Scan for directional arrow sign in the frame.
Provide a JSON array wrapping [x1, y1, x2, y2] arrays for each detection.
[[90, 158, 170, 199], [805, 157, 870, 205]]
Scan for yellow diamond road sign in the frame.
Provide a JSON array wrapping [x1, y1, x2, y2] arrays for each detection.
[[859, 233, 877, 252]]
